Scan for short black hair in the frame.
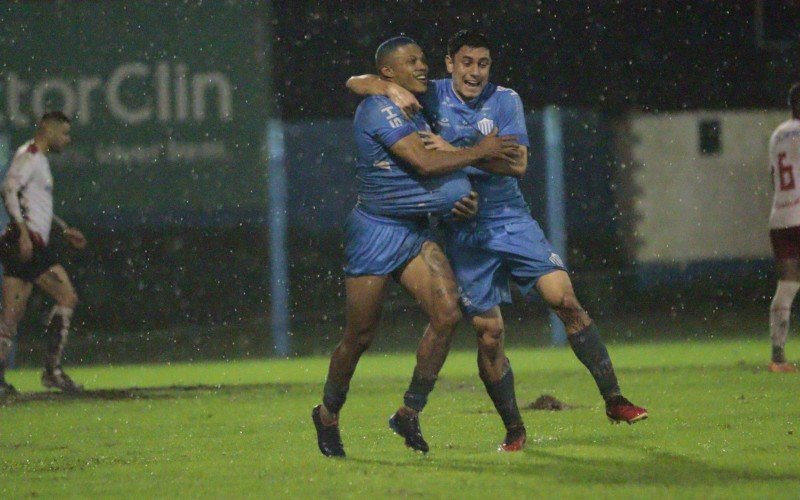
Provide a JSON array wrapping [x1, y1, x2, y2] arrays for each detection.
[[40, 111, 71, 124], [790, 83, 800, 117], [447, 29, 492, 58], [375, 36, 417, 70]]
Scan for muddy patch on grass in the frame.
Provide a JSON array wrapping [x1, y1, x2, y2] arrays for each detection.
[[524, 394, 575, 411]]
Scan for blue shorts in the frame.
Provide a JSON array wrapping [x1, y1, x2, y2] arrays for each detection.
[[445, 216, 566, 316], [344, 207, 430, 277]]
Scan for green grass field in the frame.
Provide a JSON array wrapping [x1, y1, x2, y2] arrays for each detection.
[[1, 338, 799, 498]]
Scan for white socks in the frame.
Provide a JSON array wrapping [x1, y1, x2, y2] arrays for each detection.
[[45, 305, 74, 370]]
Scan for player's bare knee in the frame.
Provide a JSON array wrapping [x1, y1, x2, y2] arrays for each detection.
[[552, 292, 582, 316], [429, 304, 461, 334], [345, 322, 378, 353], [553, 294, 593, 332], [354, 333, 374, 353], [476, 319, 504, 350]]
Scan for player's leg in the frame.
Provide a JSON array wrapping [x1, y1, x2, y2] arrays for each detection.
[[448, 227, 526, 450], [768, 227, 800, 372], [388, 241, 462, 453], [472, 306, 526, 451], [769, 257, 800, 372], [0, 276, 34, 396], [314, 274, 389, 457], [536, 270, 647, 423], [34, 264, 83, 392]]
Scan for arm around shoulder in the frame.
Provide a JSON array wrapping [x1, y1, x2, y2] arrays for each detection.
[[389, 133, 482, 176], [346, 75, 389, 96], [389, 129, 519, 177]]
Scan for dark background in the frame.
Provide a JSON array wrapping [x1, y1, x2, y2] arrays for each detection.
[[274, 0, 800, 119]]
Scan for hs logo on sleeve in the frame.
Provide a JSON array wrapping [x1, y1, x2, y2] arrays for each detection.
[[380, 106, 404, 128]]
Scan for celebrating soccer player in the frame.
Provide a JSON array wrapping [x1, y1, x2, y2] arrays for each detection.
[[347, 29, 648, 451], [312, 36, 520, 457], [0, 111, 88, 397]]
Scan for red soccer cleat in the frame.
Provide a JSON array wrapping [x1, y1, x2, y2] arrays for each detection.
[[605, 395, 648, 424], [498, 425, 527, 452], [768, 361, 798, 373]]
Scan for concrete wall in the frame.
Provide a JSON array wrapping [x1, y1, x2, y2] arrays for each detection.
[[629, 110, 787, 263]]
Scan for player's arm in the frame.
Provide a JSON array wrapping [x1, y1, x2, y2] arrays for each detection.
[[475, 145, 528, 178], [1, 156, 35, 260], [53, 214, 87, 249], [390, 129, 519, 177], [420, 131, 526, 178], [419, 131, 459, 152], [347, 75, 421, 118]]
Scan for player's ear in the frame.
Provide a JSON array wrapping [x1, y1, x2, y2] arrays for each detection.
[[445, 55, 454, 74], [379, 64, 394, 79]]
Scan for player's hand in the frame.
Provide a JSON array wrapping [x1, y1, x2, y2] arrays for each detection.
[[452, 191, 479, 220], [386, 82, 422, 119], [474, 128, 520, 163], [18, 233, 33, 262], [419, 131, 458, 151], [64, 228, 87, 249]]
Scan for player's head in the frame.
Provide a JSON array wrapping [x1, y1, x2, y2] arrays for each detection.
[[37, 111, 72, 153], [789, 83, 800, 119], [375, 36, 428, 94], [446, 29, 493, 101]]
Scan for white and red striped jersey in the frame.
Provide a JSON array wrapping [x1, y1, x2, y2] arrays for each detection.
[[1, 140, 54, 245], [769, 119, 800, 229]]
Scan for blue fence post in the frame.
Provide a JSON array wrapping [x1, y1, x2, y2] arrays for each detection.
[[543, 106, 568, 346], [266, 119, 291, 357]]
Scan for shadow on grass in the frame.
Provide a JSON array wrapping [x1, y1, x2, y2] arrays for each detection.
[[0, 382, 303, 406], [349, 444, 798, 486]]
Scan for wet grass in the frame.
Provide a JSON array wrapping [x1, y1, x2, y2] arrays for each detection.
[[1, 338, 798, 498]]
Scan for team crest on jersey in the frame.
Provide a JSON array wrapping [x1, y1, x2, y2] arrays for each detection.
[[477, 117, 494, 135], [549, 253, 565, 268]]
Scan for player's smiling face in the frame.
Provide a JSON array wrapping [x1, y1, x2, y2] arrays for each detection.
[[446, 45, 492, 101], [385, 44, 429, 94]]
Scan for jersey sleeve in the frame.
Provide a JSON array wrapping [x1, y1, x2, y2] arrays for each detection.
[[1, 152, 37, 223], [496, 90, 530, 147], [359, 98, 417, 149]]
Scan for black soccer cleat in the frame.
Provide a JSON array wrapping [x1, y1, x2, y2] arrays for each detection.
[[0, 381, 18, 400], [41, 367, 83, 393], [312, 405, 346, 457], [389, 411, 429, 453]]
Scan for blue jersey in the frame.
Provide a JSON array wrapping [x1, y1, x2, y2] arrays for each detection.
[[422, 79, 531, 226], [352, 95, 471, 219]]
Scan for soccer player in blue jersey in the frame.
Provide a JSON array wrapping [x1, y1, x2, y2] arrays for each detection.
[[312, 36, 521, 457], [347, 30, 648, 452]]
